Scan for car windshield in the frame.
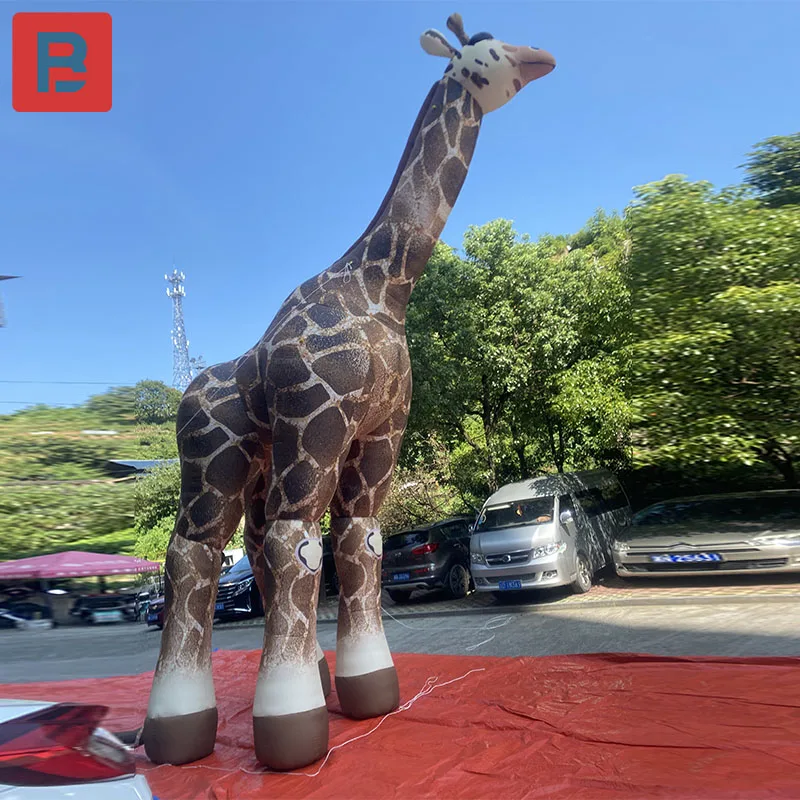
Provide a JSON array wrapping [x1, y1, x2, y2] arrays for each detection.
[[475, 497, 555, 532], [384, 531, 428, 551], [225, 557, 253, 576], [634, 495, 800, 526]]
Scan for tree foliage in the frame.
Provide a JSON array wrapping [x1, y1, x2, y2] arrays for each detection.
[[742, 133, 800, 208], [405, 215, 632, 505], [624, 174, 800, 485], [134, 380, 183, 425]]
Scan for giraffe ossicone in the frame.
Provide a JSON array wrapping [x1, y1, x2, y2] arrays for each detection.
[[141, 11, 555, 772]]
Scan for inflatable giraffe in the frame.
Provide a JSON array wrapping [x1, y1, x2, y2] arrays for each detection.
[[142, 12, 556, 771]]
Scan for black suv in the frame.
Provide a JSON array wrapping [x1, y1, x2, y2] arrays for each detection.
[[381, 517, 474, 603], [214, 538, 339, 621]]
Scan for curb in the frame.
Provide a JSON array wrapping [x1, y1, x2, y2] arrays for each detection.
[[213, 591, 798, 629]]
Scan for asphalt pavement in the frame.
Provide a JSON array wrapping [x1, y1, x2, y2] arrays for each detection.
[[1, 593, 798, 684]]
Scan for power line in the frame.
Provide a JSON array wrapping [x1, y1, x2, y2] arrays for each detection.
[[0, 400, 80, 406], [0, 380, 138, 386]]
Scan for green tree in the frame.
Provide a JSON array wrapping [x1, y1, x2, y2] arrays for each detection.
[[624, 174, 800, 485], [133, 461, 181, 534], [85, 386, 137, 425], [405, 217, 632, 502], [742, 133, 800, 208], [134, 380, 182, 425]]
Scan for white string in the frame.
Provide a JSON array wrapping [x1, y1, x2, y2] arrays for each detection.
[[270, 667, 485, 778], [139, 667, 485, 781], [382, 605, 514, 646]]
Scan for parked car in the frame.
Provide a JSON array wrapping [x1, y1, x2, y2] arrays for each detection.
[[0, 601, 51, 624], [0, 699, 153, 798], [145, 595, 164, 629], [381, 517, 474, 603], [69, 595, 129, 625], [214, 539, 339, 621], [612, 490, 800, 577], [470, 470, 632, 597], [0, 608, 25, 630]]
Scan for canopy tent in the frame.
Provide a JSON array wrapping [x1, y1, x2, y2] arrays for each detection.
[[0, 551, 161, 580]]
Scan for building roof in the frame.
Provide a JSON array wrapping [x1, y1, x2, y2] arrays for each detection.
[[107, 459, 178, 472]]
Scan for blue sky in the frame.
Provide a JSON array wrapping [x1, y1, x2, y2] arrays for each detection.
[[1, 1, 798, 415]]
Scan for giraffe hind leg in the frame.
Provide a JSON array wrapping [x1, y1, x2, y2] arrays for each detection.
[[143, 382, 260, 765]]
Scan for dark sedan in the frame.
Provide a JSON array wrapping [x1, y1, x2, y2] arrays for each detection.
[[381, 516, 474, 603], [215, 539, 339, 621], [612, 490, 800, 577]]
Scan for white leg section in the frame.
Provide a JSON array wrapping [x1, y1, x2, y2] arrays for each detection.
[[253, 661, 326, 717], [146, 667, 216, 719], [336, 632, 394, 678]]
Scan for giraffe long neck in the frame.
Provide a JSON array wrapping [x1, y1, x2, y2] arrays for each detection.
[[336, 76, 483, 322]]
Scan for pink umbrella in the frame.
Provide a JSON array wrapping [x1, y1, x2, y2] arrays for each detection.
[[0, 551, 161, 580]]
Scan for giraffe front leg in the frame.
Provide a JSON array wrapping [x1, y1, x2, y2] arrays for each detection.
[[330, 516, 399, 718], [253, 519, 328, 770]]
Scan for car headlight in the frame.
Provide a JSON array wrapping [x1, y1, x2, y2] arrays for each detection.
[[751, 535, 800, 547], [232, 578, 254, 594], [612, 540, 629, 553], [532, 542, 567, 559], [470, 552, 486, 565]]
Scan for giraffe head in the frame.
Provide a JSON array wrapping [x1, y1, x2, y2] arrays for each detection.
[[420, 13, 556, 114]]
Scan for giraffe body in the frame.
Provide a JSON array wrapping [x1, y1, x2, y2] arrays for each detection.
[[143, 13, 555, 770]]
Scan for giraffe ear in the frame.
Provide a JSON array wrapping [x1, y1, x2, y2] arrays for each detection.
[[420, 29, 460, 59]]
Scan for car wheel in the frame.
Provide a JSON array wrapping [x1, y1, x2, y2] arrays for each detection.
[[447, 563, 471, 599], [571, 553, 593, 594], [387, 589, 413, 604]]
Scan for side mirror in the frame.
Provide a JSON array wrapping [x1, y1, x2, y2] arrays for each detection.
[[559, 510, 573, 525]]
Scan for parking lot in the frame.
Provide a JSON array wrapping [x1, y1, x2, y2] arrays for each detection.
[[1, 574, 798, 685]]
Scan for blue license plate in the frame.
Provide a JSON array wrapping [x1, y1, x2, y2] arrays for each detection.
[[650, 553, 723, 563], [498, 580, 522, 591], [393, 573, 410, 582], [215, 602, 225, 611], [146, 614, 157, 623]]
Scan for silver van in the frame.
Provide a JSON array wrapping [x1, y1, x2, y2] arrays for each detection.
[[470, 470, 632, 596]]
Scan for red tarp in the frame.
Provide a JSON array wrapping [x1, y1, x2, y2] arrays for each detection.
[[1, 650, 799, 799], [0, 551, 161, 579]]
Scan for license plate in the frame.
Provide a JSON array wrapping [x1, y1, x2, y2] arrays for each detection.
[[146, 614, 158, 623], [393, 573, 410, 582], [498, 580, 522, 590], [650, 553, 723, 563], [215, 602, 225, 611], [94, 610, 122, 622]]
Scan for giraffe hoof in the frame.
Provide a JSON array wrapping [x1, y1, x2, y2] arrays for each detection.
[[253, 706, 329, 771], [336, 666, 400, 720], [142, 707, 218, 765], [319, 655, 332, 699]]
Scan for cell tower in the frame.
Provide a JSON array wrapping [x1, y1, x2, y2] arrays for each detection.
[[0, 276, 20, 328], [165, 268, 194, 392]]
